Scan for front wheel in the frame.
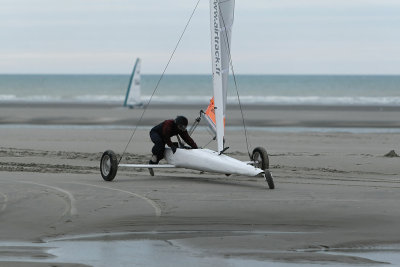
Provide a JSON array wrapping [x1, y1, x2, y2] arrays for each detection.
[[100, 150, 118, 181]]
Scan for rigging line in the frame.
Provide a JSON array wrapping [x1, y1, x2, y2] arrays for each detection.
[[218, 0, 252, 158], [118, 0, 202, 164], [203, 137, 215, 149]]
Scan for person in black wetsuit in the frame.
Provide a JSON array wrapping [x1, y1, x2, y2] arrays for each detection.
[[148, 116, 198, 176]]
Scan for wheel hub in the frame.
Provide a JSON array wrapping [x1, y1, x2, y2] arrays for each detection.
[[101, 155, 111, 176], [253, 152, 262, 168]]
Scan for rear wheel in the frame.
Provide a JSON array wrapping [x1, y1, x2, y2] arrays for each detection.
[[252, 147, 274, 189], [100, 150, 118, 181], [251, 147, 269, 170], [264, 170, 275, 189]]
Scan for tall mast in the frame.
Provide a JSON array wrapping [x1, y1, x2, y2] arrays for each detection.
[[210, 0, 224, 153], [210, 0, 234, 153]]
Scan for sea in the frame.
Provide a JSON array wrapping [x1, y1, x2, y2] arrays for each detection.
[[1, 74, 400, 106]]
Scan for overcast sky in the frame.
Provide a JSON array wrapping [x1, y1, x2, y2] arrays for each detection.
[[1, 0, 399, 74]]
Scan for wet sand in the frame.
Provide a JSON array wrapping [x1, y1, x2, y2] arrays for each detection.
[[0, 103, 400, 266], [1, 102, 400, 128]]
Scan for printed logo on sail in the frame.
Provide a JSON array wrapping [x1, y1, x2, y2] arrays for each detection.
[[213, 0, 221, 76]]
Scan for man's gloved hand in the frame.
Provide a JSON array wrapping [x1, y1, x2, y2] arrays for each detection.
[[171, 145, 177, 154]]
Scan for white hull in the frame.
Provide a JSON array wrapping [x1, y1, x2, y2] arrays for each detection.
[[165, 148, 264, 177]]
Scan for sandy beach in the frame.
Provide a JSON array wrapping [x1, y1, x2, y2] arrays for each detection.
[[1, 103, 400, 266]]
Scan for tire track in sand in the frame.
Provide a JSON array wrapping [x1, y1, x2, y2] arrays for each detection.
[[0, 191, 8, 213], [19, 181, 77, 216], [64, 182, 162, 217]]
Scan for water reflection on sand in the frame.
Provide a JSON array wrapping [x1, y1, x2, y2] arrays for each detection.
[[0, 234, 399, 267]]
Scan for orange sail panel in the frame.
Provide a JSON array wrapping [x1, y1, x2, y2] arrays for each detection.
[[204, 97, 225, 128], [205, 97, 216, 125]]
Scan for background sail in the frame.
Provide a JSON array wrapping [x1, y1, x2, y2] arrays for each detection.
[[210, 0, 234, 153], [124, 58, 142, 107]]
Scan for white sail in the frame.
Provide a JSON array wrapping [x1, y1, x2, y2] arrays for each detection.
[[124, 58, 142, 107], [210, 0, 234, 153]]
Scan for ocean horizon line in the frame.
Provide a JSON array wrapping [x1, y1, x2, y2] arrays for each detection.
[[1, 73, 400, 76]]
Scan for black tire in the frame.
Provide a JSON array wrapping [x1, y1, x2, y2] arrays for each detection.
[[100, 150, 118, 181], [251, 147, 269, 170], [264, 170, 275, 189]]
